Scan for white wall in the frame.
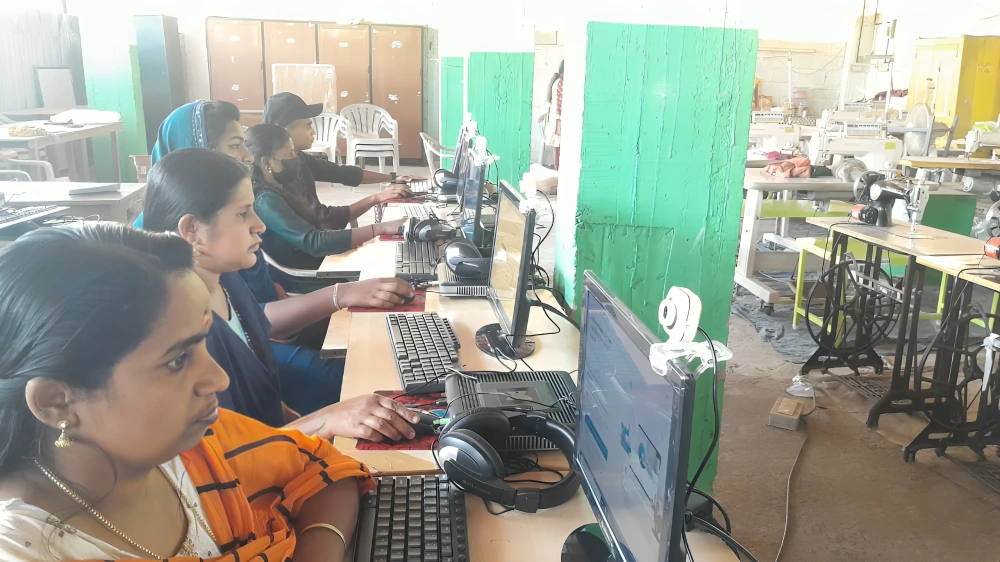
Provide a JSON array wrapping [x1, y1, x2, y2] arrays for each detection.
[[756, 41, 846, 115], [65, 0, 872, 105]]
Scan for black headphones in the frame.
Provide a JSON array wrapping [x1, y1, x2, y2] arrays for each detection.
[[442, 238, 491, 279], [437, 408, 580, 513], [403, 217, 456, 242], [434, 168, 459, 194]]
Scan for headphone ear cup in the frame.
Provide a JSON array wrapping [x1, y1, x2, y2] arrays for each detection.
[[438, 429, 507, 479], [443, 407, 511, 450]]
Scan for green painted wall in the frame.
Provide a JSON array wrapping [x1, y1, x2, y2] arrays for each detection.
[[467, 52, 533, 189], [80, 42, 147, 183], [554, 23, 757, 489], [440, 56, 465, 170]]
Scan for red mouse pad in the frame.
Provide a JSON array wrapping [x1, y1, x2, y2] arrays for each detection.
[[355, 391, 444, 451], [348, 289, 427, 313], [379, 233, 404, 241]]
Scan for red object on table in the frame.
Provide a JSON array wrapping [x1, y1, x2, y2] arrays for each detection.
[[348, 289, 427, 313], [379, 233, 404, 241], [355, 391, 443, 451]]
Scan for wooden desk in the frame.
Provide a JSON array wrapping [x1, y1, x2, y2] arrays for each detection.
[[0, 120, 124, 182], [0, 107, 85, 121], [335, 285, 580, 475], [463, 490, 737, 561], [318, 238, 397, 280], [901, 156, 1000, 172], [804, 217, 986, 257], [0, 182, 145, 224], [916, 253, 1000, 292]]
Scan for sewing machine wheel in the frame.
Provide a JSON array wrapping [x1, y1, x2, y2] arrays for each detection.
[[985, 201, 1000, 238], [805, 259, 900, 356], [903, 102, 933, 157]]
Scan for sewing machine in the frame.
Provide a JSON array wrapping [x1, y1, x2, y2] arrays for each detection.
[[964, 129, 1000, 157], [851, 174, 931, 230], [749, 112, 802, 150], [809, 122, 905, 172]]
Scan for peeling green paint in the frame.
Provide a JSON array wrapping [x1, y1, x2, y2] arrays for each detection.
[[467, 52, 533, 189], [554, 23, 757, 490]]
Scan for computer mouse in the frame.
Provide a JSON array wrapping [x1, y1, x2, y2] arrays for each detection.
[[401, 293, 417, 305]]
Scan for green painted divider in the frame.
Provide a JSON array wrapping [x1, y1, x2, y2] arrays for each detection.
[[440, 56, 465, 170], [554, 23, 758, 490], [467, 52, 533, 190], [81, 44, 147, 183]]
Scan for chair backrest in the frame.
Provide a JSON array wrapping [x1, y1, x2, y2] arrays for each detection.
[[312, 113, 346, 143], [340, 104, 394, 137], [261, 249, 319, 279], [420, 133, 443, 174], [0, 170, 31, 181]]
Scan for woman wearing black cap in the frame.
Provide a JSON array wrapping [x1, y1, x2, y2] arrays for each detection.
[[261, 92, 423, 233]]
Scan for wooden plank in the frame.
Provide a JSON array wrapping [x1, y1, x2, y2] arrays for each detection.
[[439, 56, 465, 170], [467, 52, 533, 189], [918, 254, 1000, 292], [805, 217, 986, 257], [553, 23, 757, 490], [900, 156, 1000, 171]]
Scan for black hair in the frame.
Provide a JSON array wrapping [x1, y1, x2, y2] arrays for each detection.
[[0, 223, 193, 475], [203, 100, 242, 149], [143, 147, 250, 233], [244, 124, 320, 225]]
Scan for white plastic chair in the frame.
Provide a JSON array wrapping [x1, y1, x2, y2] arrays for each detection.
[[419, 133, 456, 177], [0, 152, 55, 181], [309, 113, 348, 164], [340, 104, 399, 173]]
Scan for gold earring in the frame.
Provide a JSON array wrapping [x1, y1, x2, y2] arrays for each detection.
[[54, 421, 73, 448]]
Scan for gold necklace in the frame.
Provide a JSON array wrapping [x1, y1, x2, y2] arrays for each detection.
[[33, 458, 218, 558]]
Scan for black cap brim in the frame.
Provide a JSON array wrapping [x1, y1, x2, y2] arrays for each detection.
[[301, 102, 324, 120]]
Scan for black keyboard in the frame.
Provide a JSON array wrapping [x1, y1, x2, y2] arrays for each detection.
[[351, 475, 470, 562], [0, 205, 61, 228], [395, 241, 440, 282], [386, 313, 460, 393]]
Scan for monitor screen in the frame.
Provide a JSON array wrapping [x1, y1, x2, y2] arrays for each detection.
[[452, 134, 472, 176], [575, 271, 696, 562], [452, 146, 474, 204], [487, 183, 534, 344], [460, 155, 485, 215]]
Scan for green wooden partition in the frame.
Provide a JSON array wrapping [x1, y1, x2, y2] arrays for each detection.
[[467, 52, 533, 190], [554, 23, 758, 489], [440, 56, 466, 170]]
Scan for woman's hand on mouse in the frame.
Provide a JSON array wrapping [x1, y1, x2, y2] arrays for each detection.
[[336, 278, 414, 309], [311, 394, 422, 442], [375, 217, 408, 236], [375, 184, 412, 203]]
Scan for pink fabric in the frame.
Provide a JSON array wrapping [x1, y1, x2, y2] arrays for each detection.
[[763, 157, 811, 178]]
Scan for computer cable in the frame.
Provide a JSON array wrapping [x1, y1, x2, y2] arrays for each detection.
[[774, 418, 810, 562], [689, 487, 732, 535], [533, 300, 580, 330], [444, 391, 575, 415], [686, 327, 721, 504], [690, 516, 760, 562]]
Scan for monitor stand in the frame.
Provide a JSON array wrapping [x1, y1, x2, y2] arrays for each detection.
[[475, 323, 536, 359], [561, 524, 612, 562]]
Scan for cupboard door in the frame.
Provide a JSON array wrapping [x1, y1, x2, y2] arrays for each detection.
[[318, 24, 371, 108], [207, 18, 265, 110], [263, 22, 318, 98], [371, 26, 423, 160]]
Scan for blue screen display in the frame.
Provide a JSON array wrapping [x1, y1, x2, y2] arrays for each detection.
[[576, 289, 688, 562]]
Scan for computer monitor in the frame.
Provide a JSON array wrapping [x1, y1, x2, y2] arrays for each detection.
[[573, 270, 697, 562], [453, 145, 474, 204], [460, 152, 490, 247], [477, 181, 536, 359]]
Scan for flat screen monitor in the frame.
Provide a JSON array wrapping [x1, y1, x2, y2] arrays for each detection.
[[574, 270, 697, 562], [453, 146, 474, 206], [460, 153, 489, 247], [452, 128, 473, 176], [479, 181, 535, 358]]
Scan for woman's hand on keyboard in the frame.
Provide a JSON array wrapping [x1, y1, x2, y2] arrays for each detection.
[[375, 217, 408, 236], [338, 278, 414, 309], [376, 184, 412, 203], [311, 394, 422, 442]]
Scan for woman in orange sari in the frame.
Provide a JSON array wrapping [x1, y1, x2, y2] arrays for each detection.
[[0, 223, 373, 561]]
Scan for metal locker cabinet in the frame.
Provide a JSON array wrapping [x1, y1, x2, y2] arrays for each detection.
[[371, 26, 424, 161], [263, 21, 317, 98], [318, 24, 372, 157], [207, 18, 265, 111]]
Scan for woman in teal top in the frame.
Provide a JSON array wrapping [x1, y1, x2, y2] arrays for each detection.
[[245, 124, 408, 269]]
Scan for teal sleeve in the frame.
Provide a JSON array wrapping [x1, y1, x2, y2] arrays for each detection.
[[254, 192, 353, 256]]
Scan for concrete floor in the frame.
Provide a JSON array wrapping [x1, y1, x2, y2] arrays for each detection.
[[320, 167, 1000, 561]]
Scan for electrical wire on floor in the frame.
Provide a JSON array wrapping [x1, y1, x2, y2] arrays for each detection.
[[773, 393, 817, 562]]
